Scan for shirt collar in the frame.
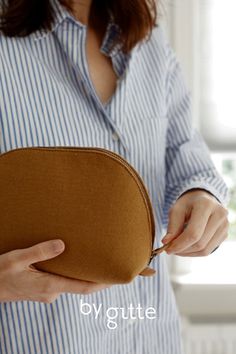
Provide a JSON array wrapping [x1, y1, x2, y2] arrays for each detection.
[[32, 0, 74, 41], [32, 0, 133, 76]]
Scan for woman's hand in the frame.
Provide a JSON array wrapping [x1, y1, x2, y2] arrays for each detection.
[[161, 189, 229, 256], [0, 240, 111, 303]]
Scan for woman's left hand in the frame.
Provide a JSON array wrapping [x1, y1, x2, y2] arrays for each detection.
[[161, 189, 229, 256]]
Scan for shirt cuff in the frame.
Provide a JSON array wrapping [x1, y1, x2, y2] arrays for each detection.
[[175, 181, 230, 207]]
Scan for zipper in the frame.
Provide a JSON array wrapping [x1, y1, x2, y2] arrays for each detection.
[[1, 146, 158, 263]]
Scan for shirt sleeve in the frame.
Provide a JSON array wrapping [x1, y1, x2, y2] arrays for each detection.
[[162, 35, 230, 229]]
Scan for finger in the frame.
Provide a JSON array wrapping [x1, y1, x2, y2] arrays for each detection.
[[13, 239, 65, 267], [166, 204, 212, 254], [45, 274, 112, 294], [161, 205, 186, 244], [176, 212, 224, 254], [175, 221, 228, 257]]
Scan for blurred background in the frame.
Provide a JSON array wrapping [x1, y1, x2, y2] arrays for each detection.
[[160, 1, 236, 353]]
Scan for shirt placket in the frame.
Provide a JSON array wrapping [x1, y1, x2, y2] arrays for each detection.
[[64, 20, 129, 151]]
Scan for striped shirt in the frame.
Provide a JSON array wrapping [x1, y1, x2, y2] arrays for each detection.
[[0, 0, 229, 353]]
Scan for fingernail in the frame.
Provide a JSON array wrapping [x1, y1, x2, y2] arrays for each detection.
[[52, 240, 65, 253], [162, 233, 172, 244]]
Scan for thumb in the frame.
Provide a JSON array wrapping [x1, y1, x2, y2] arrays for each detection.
[[162, 206, 186, 244], [14, 239, 65, 267]]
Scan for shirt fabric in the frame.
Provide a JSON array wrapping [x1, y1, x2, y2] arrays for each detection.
[[0, 0, 229, 353]]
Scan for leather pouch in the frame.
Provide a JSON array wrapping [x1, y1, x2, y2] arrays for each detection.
[[0, 147, 164, 284]]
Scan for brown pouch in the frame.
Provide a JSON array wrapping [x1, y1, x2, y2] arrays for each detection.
[[0, 147, 165, 284]]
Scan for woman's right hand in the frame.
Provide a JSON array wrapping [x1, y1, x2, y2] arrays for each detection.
[[0, 239, 111, 303]]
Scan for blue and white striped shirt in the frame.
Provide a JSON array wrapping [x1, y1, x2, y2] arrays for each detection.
[[0, 0, 228, 353]]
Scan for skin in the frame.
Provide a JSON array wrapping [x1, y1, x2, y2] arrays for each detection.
[[0, 0, 116, 303], [70, 0, 92, 25], [162, 189, 229, 256], [72, 0, 118, 104], [0, 2, 229, 303], [0, 240, 111, 303]]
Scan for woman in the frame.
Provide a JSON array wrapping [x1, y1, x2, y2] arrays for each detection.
[[0, 0, 229, 353]]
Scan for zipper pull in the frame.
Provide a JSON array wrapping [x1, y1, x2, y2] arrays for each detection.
[[148, 243, 171, 264], [139, 267, 156, 277]]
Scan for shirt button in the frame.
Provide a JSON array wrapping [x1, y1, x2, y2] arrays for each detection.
[[112, 132, 119, 141]]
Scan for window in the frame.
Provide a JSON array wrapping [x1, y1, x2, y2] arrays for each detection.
[[199, 0, 236, 151]]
